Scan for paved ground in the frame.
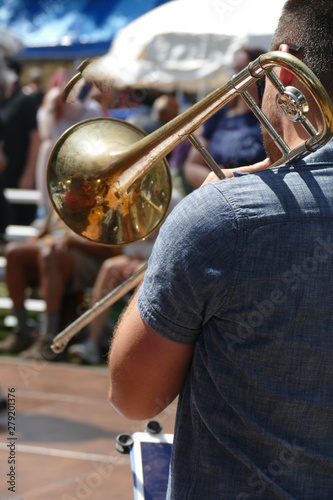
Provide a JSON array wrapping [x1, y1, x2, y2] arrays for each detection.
[[0, 357, 177, 500]]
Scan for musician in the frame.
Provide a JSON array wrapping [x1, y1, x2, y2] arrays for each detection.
[[109, 1, 333, 498]]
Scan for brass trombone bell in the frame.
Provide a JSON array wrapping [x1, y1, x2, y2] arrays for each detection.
[[47, 118, 171, 246]]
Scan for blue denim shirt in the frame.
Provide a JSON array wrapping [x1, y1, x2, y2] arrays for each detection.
[[138, 139, 333, 499]]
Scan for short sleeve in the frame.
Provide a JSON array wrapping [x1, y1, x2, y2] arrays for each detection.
[[137, 182, 238, 343]]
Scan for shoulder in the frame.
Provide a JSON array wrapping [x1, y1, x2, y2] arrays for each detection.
[[151, 182, 241, 270], [154, 169, 302, 262], [194, 171, 283, 225], [164, 182, 238, 239]]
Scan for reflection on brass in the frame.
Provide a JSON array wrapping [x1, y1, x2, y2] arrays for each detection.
[[47, 119, 171, 246]]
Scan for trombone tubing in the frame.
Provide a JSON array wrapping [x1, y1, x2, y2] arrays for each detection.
[[118, 51, 333, 191], [51, 263, 147, 354]]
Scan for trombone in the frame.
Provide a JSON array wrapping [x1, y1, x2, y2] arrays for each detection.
[[49, 51, 333, 354]]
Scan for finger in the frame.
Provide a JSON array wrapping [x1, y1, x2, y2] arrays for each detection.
[[201, 158, 271, 186], [232, 158, 270, 174], [201, 171, 221, 186]]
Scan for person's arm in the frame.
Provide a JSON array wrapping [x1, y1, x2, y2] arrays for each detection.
[[109, 183, 235, 421], [201, 158, 270, 185], [18, 129, 40, 189], [0, 140, 7, 173], [108, 288, 194, 420]]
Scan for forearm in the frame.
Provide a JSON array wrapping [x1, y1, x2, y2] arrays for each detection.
[[19, 130, 40, 188]]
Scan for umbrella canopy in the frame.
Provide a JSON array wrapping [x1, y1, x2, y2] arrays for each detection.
[[84, 0, 288, 93], [0, 26, 24, 56]]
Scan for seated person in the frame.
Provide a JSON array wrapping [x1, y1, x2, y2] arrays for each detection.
[[184, 47, 266, 188], [0, 210, 120, 360], [129, 94, 179, 134], [67, 240, 152, 364]]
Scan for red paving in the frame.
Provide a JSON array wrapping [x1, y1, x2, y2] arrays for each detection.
[[0, 357, 177, 499]]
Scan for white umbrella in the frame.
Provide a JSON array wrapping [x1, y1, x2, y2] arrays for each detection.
[[81, 0, 287, 93], [0, 26, 25, 56]]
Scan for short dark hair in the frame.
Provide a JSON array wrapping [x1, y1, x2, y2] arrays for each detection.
[[271, 0, 333, 94]]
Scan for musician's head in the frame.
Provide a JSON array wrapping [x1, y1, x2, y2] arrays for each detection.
[[271, 0, 333, 94], [260, 0, 333, 163], [152, 95, 179, 124]]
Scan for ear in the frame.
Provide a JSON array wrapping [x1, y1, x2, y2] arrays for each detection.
[[279, 44, 294, 87]]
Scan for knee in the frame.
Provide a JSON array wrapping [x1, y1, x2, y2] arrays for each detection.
[[4, 242, 25, 262], [38, 244, 54, 270], [38, 244, 73, 279], [103, 255, 128, 271]]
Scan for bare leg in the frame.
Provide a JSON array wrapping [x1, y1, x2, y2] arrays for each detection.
[[5, 241, 40, 307], [89, 255, 131, 345], [19, 239, 77, 359], [29, 239, 76, 341], [38, 241, 75, 313], [67, 255, 145, 364], [0, 241, 40, 351]]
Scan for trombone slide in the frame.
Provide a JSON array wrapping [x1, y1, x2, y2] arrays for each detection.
[[51, 263, 147, 353]]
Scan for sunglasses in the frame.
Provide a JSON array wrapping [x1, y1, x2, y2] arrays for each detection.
[[256, 44, 302, 103]]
